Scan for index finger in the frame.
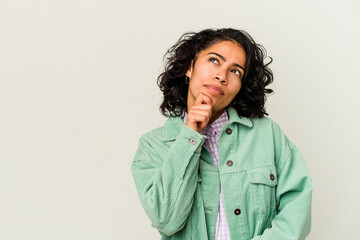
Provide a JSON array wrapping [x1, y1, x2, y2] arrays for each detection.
[[201, 94, 213, 106], [195, 93, 204, 105]]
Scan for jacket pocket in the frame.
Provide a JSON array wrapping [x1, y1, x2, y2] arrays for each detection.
[[246, 166, 278, 216]]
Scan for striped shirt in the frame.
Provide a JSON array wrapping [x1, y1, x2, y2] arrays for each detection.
[[183, 110, 231, 240]]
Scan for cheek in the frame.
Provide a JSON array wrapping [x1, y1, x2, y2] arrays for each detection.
[[197, 64, 213, 78], [230, 82, 242, 96], [190, 70, 211, 88], [225, 86, 241, 103]]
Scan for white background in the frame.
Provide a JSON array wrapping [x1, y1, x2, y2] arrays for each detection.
[[1, 0, 359, 239]]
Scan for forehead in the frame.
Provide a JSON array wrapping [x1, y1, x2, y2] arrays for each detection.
[[199, 40, 246, 65]]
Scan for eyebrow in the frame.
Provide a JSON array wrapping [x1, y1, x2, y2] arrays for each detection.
[[207, 52, 246, 72]]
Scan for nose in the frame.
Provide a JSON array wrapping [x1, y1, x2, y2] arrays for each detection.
[[214, 71, 227, 84]]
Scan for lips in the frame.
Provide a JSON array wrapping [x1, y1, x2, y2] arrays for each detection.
[[204, 84, 224, 95]]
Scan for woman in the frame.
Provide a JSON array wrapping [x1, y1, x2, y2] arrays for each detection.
[[131, 28, 312, 240]]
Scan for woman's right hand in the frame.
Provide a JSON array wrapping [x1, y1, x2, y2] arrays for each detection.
[[185, 93, 213, 133]]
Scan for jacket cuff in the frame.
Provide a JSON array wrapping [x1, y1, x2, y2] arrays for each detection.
[[167, 125, 205, 178]]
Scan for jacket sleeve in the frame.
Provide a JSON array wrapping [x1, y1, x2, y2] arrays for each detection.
[[131, 125, 205, 236], [252, 137, 313, 240]]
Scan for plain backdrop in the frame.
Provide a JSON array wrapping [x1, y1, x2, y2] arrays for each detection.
[[1, 0, 359, 239]]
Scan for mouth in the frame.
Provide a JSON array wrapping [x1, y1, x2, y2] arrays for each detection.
[[204, 84, 224, 95]]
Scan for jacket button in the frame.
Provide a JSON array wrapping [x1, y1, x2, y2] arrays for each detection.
[[226, 128, 232, 135], [226, 160, 233, 166], [234, 208, 241, 215], [270, 174, 275, 181], [189, 138, 197, 145]]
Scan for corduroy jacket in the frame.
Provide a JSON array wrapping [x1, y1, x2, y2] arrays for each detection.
[[131, 106, 312, 239]]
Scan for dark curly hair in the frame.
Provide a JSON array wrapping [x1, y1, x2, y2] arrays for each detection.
[[157, 28, 273, 118]]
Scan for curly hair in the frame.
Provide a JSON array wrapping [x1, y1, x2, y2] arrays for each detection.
[[157, 28, 274, 118]]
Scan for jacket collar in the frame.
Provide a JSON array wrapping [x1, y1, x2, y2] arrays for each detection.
[[163, 106, 253, 141], [226, 106, 253, 128]]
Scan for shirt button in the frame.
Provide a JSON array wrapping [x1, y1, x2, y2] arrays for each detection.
[[226, 128, 232, 135], [270, 174, 275, 181], [226, 160, 233, 166], [189, 138, 197, 145], [234, 208, 241, 215]]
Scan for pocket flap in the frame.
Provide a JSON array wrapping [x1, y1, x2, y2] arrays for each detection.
[[246, 166, 278, 186]]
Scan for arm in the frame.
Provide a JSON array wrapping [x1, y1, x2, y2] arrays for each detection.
[[252, 138, 313, 240], [131, 125, 205, 236]]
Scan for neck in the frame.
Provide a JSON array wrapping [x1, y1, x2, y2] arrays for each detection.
[[208, 109, 225, 125]]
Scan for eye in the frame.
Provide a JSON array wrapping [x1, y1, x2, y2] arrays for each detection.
[[209, 57, 219, 64], [231, 69, 242, 77]]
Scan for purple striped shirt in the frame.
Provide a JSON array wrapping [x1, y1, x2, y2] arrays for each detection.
[[183, 110, 231, 240]]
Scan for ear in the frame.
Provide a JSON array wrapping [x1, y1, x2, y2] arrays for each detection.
[[185, 60, 194, 78]]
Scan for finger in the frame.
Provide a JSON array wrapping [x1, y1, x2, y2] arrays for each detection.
[[187, 112, 209, 124], [200, 121, 208, 129], [188, 109, 212, 122], [194, 93, 204, 105], [189, 104, 212, 112], [201, 94, 213, 106], [188, 109, 211, 120]]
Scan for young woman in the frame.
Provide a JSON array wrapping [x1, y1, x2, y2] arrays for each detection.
[[131, 28, 312, 240]]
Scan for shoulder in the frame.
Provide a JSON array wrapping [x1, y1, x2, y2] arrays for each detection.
[[138, 125, 166, 150], [250, 116, 279, 127], [133, 125, 167, 166], [141, 126, 164, 141], [249, 116, 285, 137], [138, 115, 184, 144], [249, 116, 297, 154]]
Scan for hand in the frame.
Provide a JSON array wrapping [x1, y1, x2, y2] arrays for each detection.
[[185, 93, 213, 133]]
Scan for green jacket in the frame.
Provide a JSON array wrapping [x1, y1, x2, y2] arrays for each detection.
[[131, 107, 312, 239]]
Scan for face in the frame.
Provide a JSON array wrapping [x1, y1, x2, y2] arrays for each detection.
[[186, 40, 247, 115]]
